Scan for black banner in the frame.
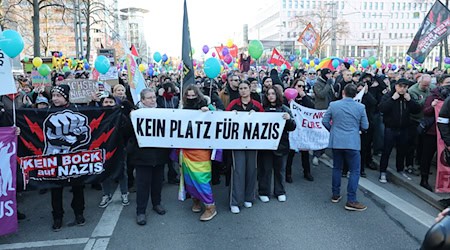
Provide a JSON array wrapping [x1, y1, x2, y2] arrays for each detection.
[[407, 0, 450, 63], [182, 0, 195, 87], [10, 107, 122, 188]]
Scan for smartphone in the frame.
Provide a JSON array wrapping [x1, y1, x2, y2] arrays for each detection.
[[99, 91, 108, 98]]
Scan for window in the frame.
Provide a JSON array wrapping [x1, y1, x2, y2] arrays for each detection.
[[408, 3, 411, 10], [312, 0, 315, 8], [406, 13, 409, 18], [391, 2, 394, 10], [397, 2, 400, 10], [369, 2, 372, 10], [407, 23, 410, 29], [287, 11, 291, 17], [362, 12, 365, 18], [289, 0, 292, 8], [412, 23, 415, 29], [389, 33, 392, 39], [402, 23, 404, 29], [287, 32, 290, 38], [364, 2, 367, 10], [400, 33, 402, 38], [413, 3, 416, 10], [374, 23, 377, 29], [390, 23, 394, 29], [300, 0, 304, 8], [372, 33, 375, 39], [401, 13, 404, 19], [363, 22, 366, 28], [395, 33, 397, 39], [306, 0, 309, 8], [375, 2, 378, 10], [396, 23, 399, 29], [380, 2, 383, 10], [411, 33, 414, 38], [369, 23, 372, 29], [294, 0, 298, 8], [341, 1, 344, 9], [418, 3, 422, 10], [403, 3, 406, 10], [283, 0, 286, 8], [380, 23, 383, 29], [362, 33, 365, 39], [395, 13, 398, 18]]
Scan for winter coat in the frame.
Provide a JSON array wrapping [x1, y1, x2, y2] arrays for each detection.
[[313, 76, 335, 109], [263, 104, 296, 155], [378, 90, 421, 129]]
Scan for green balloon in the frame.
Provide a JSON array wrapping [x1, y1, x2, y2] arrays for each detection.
[[38, 64, 51, 76], [445, 64, 450, 69], [248, 40, 264, 59], [389, 57, 395, 63], [62, 66, 71, 73], [295, 49, 301, 55], [23, 56, 29, 63], [294, 62, 299, 68], [368, 56, 376, 65]]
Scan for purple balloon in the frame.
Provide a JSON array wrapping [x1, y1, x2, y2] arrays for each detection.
[[445, 57, 450, 64], [222, 47, 229, 56], [202, 45, 209, 54], [224, 54, 232, 64], [436, 56, 441, 62]]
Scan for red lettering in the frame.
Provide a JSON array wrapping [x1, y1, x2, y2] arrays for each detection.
[[301, 119, 323, 129]]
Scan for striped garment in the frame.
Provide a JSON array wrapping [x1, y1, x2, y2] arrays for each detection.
[[178, 149, 214, 204]]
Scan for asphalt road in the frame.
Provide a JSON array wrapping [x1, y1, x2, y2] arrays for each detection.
[[0, 154, 439, 250]]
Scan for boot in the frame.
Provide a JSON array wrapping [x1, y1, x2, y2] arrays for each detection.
[[286, 175, 293, 183], [192, 198, 202, 213], [200, 204, 217, 221], [420, 176, 433, 192]]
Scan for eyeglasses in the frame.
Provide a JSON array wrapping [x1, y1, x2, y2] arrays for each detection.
[[309, 73, 316, 75], [231, 79, 240, 81]]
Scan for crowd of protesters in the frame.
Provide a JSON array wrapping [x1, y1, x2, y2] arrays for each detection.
[[2, 59, 450, 230]]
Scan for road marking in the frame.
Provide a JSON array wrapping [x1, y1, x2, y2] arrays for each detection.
[[91, 187, 124, 238], [91, 238, 110, 250], [319, 157, 435, 228], [0, 238, 90, 250]]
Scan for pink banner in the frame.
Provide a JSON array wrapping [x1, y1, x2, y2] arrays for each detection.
[[435, 101, 450, 192], [0, 127, 18, 236]]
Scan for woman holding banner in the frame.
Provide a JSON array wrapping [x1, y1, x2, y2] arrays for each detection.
[[285, 79, 315, 183], [258, 86, 296, 203], [226, 81, 264, 214], [179, 85, 217, 221]]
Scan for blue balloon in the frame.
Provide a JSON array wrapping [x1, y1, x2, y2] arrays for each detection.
[[314, 58, 320, 65], [222, 48, 229, 56], [162, 54, 168, 62], [289, 55, 296, 62], [332, 59, 339, 68], [153, 52, 162, 62], [94, 55, 110, 74], [302, 57, 308, 63], [361, 59, 369, 68], [148, 68, 154, 76], [391, 64, 397, 70], [204, 57, 221, 78], [0, 30, 24, 58], [406, 56, 411, 61], [84, 64, 90, 70]]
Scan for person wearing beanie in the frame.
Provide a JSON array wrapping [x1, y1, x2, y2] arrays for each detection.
[[269, 69, 283, 87], [50, 84, 72, 108], [305, 68, 317, 93]]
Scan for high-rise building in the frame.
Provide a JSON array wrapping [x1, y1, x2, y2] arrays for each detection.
[[118, 6, 149, 61], [248, 0, 442, 68]]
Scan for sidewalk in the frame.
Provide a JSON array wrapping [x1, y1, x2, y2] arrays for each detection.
[[321, 149, 450, 210]]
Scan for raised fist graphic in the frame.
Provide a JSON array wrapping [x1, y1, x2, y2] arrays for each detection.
[[43, 110, 91, 155]]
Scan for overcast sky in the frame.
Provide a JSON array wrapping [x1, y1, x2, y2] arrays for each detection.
[[118, 0, 269, 57]]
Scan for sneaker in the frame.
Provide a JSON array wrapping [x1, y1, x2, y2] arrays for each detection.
[[278, 195, 286, 202], [406, 165, 413, 174], [312, 156, 319, 166], [136, 214, 146, 225], [230, 206, 240, 214], [121, 193, 130, 206], [259, 195, 270, 203], [379, 172, 387, 183], [200, 205, 217, 221], [331, 195, 342, 203], [52, 218, 62, 232], [192, 199, 202, 213], [400, 171, 412, 180], [345, 202, 367, 211], [99, 195, 112, 208], [244, 202, 253, 208], [75, 214, 85, 226]]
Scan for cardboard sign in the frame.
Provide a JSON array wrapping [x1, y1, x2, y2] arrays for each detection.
[[62, 79, 98, 103]]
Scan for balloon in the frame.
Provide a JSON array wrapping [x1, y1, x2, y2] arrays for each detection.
[[148, 68, 154, 76], [391, 64, 397, 70], [284, 88, 298, 101], [387, 63, 392, 68], [220, 66, 224, 72], [204, 57, 221, 78], [295, 49, 301, 55], [32, 57, 43, 67], [62, 66, 71, 73], [281, 64, 287, 70], [445, 57, 450, 64], [84, 64, 90, 70], [0, 30, 24, 58], [138, 64, 146, 72], [153, 52, 162, 62], [38, 64, 51, 76], [59, 52, 63, 57], [407, 64, 413, 69], [389, 57, 395, 63], [314, 58, 320, 65], [202, 45, 209, 54], [372, 64, 377, 69], [94, 55, 110, 74], [193, 60, 197, 67], [212, 52, 216, 57], [294, 62, 299, 68], [368, 56, 376, 65], [226, 39, 233, 48], [349, 66, 356, 73], [224, 54, 232, 64], [53, 52, 58, 57], [162, 54, 168, 63], [23, 56, 29, 63], [222, 47, 229, 56], [361, 59, 369, 68], [332, 59, 339, 68], [375, 61, 382, 68], [445, 64, 450, 69], [191, 48, 195, 55], [309, 61, 315, 67], [406, 56, 411, 61], [233, 63, 238, 69], [248, 40, 264, 59], [289, 55, 296, 62]]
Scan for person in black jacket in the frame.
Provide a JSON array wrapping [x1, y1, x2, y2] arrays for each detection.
[[258, 86, 296, 203], [378, 79, 421, 183], [285, 79, 315, 183], [129, 88, 171, 226]]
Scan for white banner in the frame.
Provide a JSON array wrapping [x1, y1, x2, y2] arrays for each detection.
[[0, 51, 16, 96], [289, 102, 329, 150], [131, 109, 286, 149]]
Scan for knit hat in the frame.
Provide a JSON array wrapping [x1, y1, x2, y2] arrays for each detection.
[[247, 77, 257, 83], [396, 78, 413, 86], [36, 96, 49, 104], [320, 68, 332, 80], [52, 85, 70, 101], [262, 76, 271, 84]]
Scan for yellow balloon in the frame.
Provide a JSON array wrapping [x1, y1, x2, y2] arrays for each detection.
[[220, 65, 224, 72], [226, 39, 233, 48], [33, 57, 43, 67], [315, 65, 320, 70], [138, 64, 146, 72], [309, 61, 315, 67], [375, 61, 382, 68], [350, 66, 356, 73], [233, 63, 238, 68], [407, 64, 412, 69]]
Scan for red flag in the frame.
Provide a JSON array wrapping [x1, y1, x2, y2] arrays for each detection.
[[130, 45, 139, 57], [214, 45, 239, 60], [269, 48, 291, 68]]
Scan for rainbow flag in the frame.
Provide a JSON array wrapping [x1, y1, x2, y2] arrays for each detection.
[[178, 149, 214, 204]]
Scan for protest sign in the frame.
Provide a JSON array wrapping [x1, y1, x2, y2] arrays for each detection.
[[0, 51, 17, 95], [0, 127, 18, 236], [435, 101, 450, 193], [98, 67, 119, 87], [289, 102, 329, 150], [30, 70, 52, 88], [62, 79, 98, 103], [131, 109, 286, 150]]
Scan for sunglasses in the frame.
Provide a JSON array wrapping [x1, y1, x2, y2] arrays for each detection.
[[296, 85, 305, 88], [309, 73, 316, 75]]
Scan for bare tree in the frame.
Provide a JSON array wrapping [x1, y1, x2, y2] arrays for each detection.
[[290, 6, 349, 58]]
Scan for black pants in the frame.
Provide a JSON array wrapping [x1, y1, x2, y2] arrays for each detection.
[[380, 128, 408, 172], [420, 134, 437, 177], [127, 156, 135, 188], [406, 121, 423, 166], [167, 162, 178, 181], [360, 128, 374, 172], [286, 150, 311, 177], [136, 164, 164, 215], [259, 152, 287, 196], [51, 185, 85, 220]]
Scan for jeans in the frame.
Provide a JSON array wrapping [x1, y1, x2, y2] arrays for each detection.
[[332, 149, 361, 203], [380, 128, 408, 173]]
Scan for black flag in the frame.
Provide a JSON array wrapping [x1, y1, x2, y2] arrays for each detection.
[[182, 0, 194, 86], [407, 0, 450, 63]]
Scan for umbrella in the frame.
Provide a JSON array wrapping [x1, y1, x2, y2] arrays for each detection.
[[317, 57, 344, 70]]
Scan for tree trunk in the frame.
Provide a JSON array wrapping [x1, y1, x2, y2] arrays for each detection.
[[85, 17, 91, 62], [32, 0, 40, 56]]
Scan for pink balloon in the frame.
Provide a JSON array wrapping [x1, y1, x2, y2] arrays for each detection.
[[212, 52, 216, 57], [224, 54, 232, 64], [284, 88, 298, 101]]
